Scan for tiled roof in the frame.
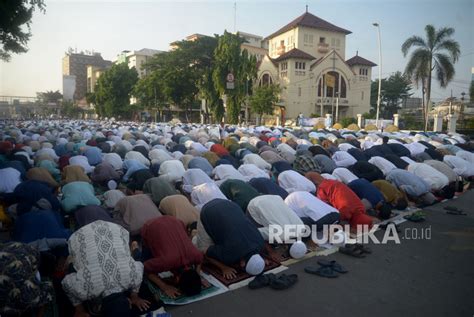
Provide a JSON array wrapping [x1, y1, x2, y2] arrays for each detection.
[[265, 12, 351, 40], [346, 55, 377, 67], [274, 48, 316, 62]]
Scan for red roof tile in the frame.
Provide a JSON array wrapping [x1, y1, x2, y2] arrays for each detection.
[[265, 12, 352, 40]]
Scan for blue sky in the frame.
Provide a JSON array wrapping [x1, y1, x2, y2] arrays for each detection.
[[0, 0, 472, 101]]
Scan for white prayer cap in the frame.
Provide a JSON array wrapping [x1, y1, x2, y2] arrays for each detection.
[[245, 254, 265, 276], [107, 180, 117, 190], [289, 241, 307, 259]]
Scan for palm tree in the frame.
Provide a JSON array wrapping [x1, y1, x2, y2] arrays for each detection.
[[402, 25, 460, 130]]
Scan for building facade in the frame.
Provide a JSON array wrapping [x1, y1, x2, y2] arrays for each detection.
[[115, 48, 163, 78], [62, 51, 112, 101], [257, 11, 376, 121]]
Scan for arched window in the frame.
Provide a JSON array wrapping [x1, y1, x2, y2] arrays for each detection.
[[321, 71, 347, 98], [259, 73, 273, 86]]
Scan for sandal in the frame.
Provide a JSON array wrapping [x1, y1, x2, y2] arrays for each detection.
[[269, 274, 298, 290], [339, 244, 366, 258], [317, 259, 348, 273], [304, 266, 338, 278], [248, 273, 276, 290], [444, 206, 467, 215]]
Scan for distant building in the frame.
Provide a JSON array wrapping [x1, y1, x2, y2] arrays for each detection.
[[238, 31, 268, 62], [257, 11, 376, 121], [62, 51, 112, 101], [400, 97, 422, 113], [169, 33, 208, 50], [62, 75, 76, 101], [86, 66, 105, 94], [115, 48, 164, 78]]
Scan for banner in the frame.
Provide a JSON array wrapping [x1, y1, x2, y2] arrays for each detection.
[[325, 74, 335, 88]]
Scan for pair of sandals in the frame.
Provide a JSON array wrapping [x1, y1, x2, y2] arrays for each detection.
[[248, 273, 298, 290], [444, 206, 467, 215], [339, 243, 372, 258], [304, 259, 348, 278]]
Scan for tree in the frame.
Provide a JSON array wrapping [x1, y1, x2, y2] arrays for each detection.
[[1, 0, 45, 61], [249, 84, 280, 125], [94, 63, 138, 118], [37, 90, 62, 104], [213, 31, 257, 123], [370, 72, 412, 118], [402, 25, 460, 130]]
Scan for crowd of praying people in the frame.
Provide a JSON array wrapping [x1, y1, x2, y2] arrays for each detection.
[[0, 119, 473, 317]]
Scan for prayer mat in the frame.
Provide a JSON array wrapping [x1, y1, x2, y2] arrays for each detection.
[[146, 273, 227, 305], [202, 256, 281, 287]]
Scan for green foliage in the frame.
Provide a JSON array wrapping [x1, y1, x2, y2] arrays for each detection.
[[340, 117, 356, 128], [0, 0, 45, 61], [36, 90, 62, 104], [363, 112, 376, 119], [401, 113, 423, 130], [94, 63, 138, 118], [62, 100, 84, 118], [465, 118, 474, 130], [213, 31, 257, 123], [249, 84, 280, 116], [370, 71, 412, 118]]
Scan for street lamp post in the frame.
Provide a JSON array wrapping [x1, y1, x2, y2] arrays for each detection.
[[373, 22, 382, 129]]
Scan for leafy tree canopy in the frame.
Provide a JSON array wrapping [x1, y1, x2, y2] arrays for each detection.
[[0, 0, 45, 61]]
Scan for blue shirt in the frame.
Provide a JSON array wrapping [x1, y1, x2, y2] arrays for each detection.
[[348, 178, 384, 207]]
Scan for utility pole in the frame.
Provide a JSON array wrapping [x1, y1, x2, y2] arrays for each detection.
[[234, 2, 237, 33], [373, 23, 382, 129]]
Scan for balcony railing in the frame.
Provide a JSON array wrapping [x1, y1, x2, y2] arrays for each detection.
[[317, 42, 329, 54]]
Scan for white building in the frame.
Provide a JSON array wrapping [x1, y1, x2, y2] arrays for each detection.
[[116, 48, 163, 78], [257, 11, 376, 122]]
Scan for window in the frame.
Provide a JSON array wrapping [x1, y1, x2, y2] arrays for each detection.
[[280, 40, 284, 46], [336, 39, 341, 47], [298, 87, 301, 97], [359, 68, 368, 76], [295, 62, 306, 70], [281, 62, 287, 71], [361, 91, 364, 100], [260, 73, 273, 86], [304, 34, 313, 44], [318, 78, 322, 97], [308, 35, 313, 44], [319, 37, 325, 44], [331, 38, 335, 46]]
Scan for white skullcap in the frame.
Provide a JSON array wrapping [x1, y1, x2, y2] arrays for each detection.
[[289, 240, 307, 259], [107, 180, 117, 190], [245, 254, 265, 276]]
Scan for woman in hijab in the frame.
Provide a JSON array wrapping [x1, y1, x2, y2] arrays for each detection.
[[75, 205, 115, 228], [159, 195, 199, 227], [61, 165, 91, 185], [90, 162, 121, 186], [13, 209, 71, 243], [103, 189, 126, 209], [142, 177, 177, 205], [26, 167, 59, 189], [13, 180, 61, 215], [60, 181, 101, 213], [114, 194, 162, 235]]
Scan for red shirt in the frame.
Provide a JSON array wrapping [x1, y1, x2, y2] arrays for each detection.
[[317, 179, 372, 227], [142, 216, 203, 274]]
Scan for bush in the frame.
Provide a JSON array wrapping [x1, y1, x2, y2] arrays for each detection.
[[340, 117, 356, 128], [346, 123, 360, 131], [333, 123, 343, 130], [365, 124, 377, 131]]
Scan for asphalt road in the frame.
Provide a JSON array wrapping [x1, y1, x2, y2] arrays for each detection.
[[170, 190, 474, 317]]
